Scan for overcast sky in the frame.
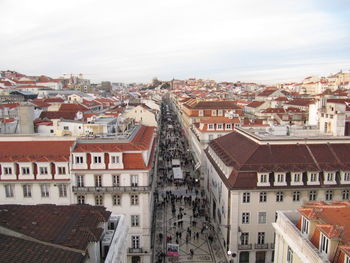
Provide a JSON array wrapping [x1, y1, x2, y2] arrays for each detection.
[[1, 0, 350, 84]]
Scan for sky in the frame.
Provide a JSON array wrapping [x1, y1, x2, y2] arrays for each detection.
[[0, 0, 350, 84]]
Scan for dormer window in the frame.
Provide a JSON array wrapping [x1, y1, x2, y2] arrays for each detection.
[[39, 167, 48, 175], [226, 124, 232, 129], [320, 233, 329, 255], [211, 110, 217, 116], [111, 156, 120, 164], [257, 173, 270, 186], [22, 167, 30, 175], [341, 171, 350, 184], [301, 216, 309, 235], [274, 173, 287, 186], [208, 124, 214, 130], [218, 110, 223, 116], [324, 172, 336, 185], [198, 110, 204, 117], [75, 156, 83, 164], [94, 156, 102, 164], [217, 124, 223, 130], [3, 167, 12, 175], [307, 172, 319, 185]]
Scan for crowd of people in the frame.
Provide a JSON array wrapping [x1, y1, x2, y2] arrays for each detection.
[[155, 101, 214, 263]]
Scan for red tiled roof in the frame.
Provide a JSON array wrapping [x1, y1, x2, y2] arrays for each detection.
[[200, 117, 240, 124], [246, 101, 265, 108], [183, 100, 240, 110], [285, 98, 315, 106], [0, 103, 20, 110], [59, 103, 89, 112], [261, 108, 286, 114], [0, 140, 74, 162]]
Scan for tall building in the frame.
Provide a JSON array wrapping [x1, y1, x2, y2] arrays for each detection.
[[0, 124, 157, 263], [273, 201, 350, 263], [204, 127, 350, 263]]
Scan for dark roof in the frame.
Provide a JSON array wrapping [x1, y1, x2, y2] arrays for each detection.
[[0, 234, 85, 263], [39, 111, 77, 120], [0, 204, 111, 251], [246, 101, 265, 108], [207, 131, 350, 189]]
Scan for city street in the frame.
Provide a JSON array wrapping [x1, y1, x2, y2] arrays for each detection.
[[152, 101, 227, 263]]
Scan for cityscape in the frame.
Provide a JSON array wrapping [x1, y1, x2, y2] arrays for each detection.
[[1, 70, 350, 263], [1, 0, 350, 263]]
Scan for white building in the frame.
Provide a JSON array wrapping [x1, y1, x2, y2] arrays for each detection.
[[204, 127, 350, 263]]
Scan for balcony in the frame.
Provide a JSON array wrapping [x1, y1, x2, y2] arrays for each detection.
[[238, 244, 252, 250], [128, 248, 143, 254], [255, 244, 269, 249], [72, 186, 151, 194]]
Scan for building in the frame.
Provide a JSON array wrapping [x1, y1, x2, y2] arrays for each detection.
[[0, 123, 157, 263], [204, 127, 350, 263], [0, 204, 128, 263], [273, 201, 350, 263]]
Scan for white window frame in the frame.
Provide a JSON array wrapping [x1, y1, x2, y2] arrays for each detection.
[[131, 235, 140, 249], [226, 123, 232, 129], [257, 232, 265, 245], [258, 212, 266, 224], [77, 195, 85, 204], [217, 123, 223, 130], [23, 184, 32, 198], [131, 175, 139, 187], [76, 175, 84, 187], [208, 124, 214, 130], [57, 166, 66, 175], [3, 167, 13, 175], [131, 215, 140, 227], [309, 190, 317, 201], [241, 232, 249, 245], [257, 173, 270, 187], [301, 216, 309, 235], [276, 191, 283, 202], [259, 192, 267, 202], [242, 212, 250, 224], [40, 184, 50, 197], [218, 109, 223, 116], [21, 167, 31, 175], [198, 110, 204, 117], [4, 184, 14, 198], [112, 175, 120, 186], [131, 194, 139, 205], [58, 184, 67, 197], [95, 175, 103, 187], [113, 194, 121, 206], [342, 190, 350, 200], [211, 110, 217, 116], [111, 156, 120, 164], [39, 166, 48, 175], [274, 173, 287, 186], [75, 156, 84, 164], [287, 246, 293, 263], [291, 172, 303, 186], [324, 171, 336, 185], [292, 191, 300, 202], [95, 195, 103, 206], [307, 172, 320, 185], [242, 192, 250, 203], [325, 190, 333, 201], [320, 233, 329, 255]]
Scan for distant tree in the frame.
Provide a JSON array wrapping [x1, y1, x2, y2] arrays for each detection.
[[160, 83, 170, 89]]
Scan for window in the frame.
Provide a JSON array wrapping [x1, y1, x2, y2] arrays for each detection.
[[63, 126, 69, 130], [40, 184, 49, 197], [131, 215, 140, 227], [346, 256, 350, 263], [208, 124, 214, 130], [277, 173, 284, 182], [242, 212, 250, 224], [344, 172, 350, 182], [3, 167, 12, 175], [258, 212, 267, 224], [58, 167, 66, 175], [94, 156, 102, 164], [276, 192, 283, 202], [309, 190, 317, 201], [226, 124, 232, 129], [293, 191, 300, 201], [131, 194, 139, 205], [325, 190, 333, 201], [23, 184, 32, 198], [211, 110, 217, 116], [260, 174, 268, 183], [58, 184, 67, 197], [342, 190, 350, 200], [218, 110, 223, 116], [112, 175, 120, 186], [287, 246, 293, 263], [77, 195, 85, 204], [22, 167, 30, 175], [95, 175, 102, 187], [95, 195, 103, 206], [4, 185, 14, 198], [217, 124, 223, 130], [294, 173, 301, 182], [75, 156, 83, 164], [259, 192, 267, 202], [113, 194, 121, 206], [111, 156, 120, 164], [131, 175, 138, 187], [257, 232, 265, 245], [76, 175, 84, 187], [320, 233, 329, 254], [301, 216, 309, 235], [131, 236, 140, 249], [39, 167, 48, 175], [241, 232, 249, 245], [327, 172, 334, 181], [310, 173, 318, 182], [198, 110, 204, 117], [242, 192, 250, 203]]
